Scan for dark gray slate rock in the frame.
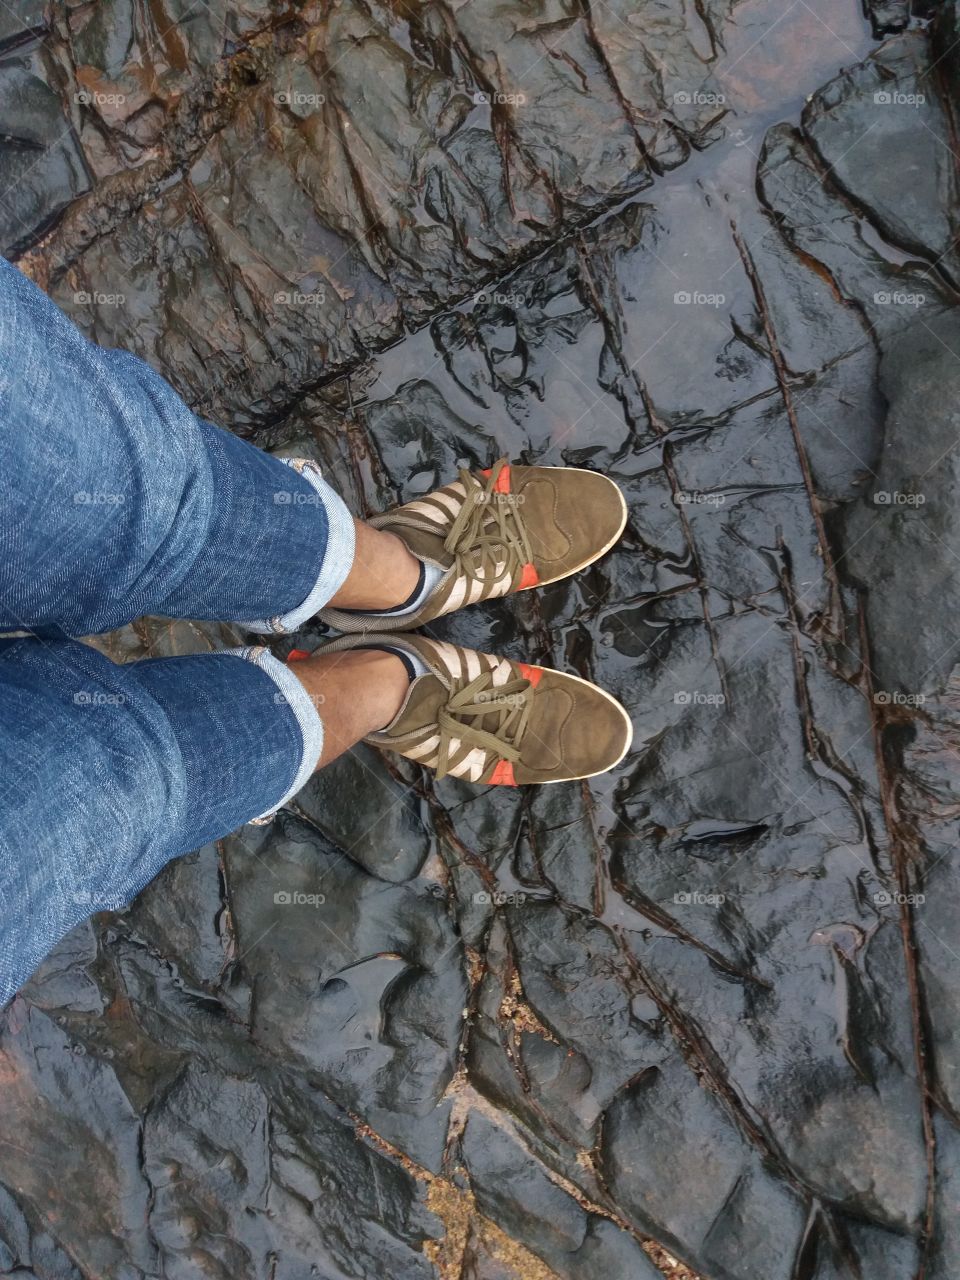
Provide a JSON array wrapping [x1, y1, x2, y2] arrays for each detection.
[[802, 33, 960, 286], [7, 6, 960, 1280], [0, 45, 89, 254], [461, 1111, 663, 1279], [845, 311, 960, 697], [293, 744, 432, 883]]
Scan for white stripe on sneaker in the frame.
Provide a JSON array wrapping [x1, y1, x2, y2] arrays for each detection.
[[463, 650, 482, 680], [406, 733, 441, 761], [491, 658, 512, 687], [429, 485, 466, 515], [403, 482, 466, 523], [424, 639, 464, 679], [443, 577, 472, 613], [449, 747, 488, 781]]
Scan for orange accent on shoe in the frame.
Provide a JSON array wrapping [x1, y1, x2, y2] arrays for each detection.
[[518, 561, 540, 590], [489, 759, 517, 786], [480, 464, 511, 493], [287, 648, 312, 662], [517, 663, 543, 687]]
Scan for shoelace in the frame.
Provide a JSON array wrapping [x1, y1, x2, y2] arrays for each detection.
[[442, 458, 534, 589], [434, 668, 533, 780]]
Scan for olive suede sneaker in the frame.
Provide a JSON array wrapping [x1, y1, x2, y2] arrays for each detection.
[[318, 632, 633, 785], [319, 457, 627, 633]]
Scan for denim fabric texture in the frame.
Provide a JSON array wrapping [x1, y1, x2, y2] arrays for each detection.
[[0, 257, 354, 1004]]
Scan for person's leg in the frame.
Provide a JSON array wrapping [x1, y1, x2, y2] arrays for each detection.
[[0, 634, 410, 1005], [0, 256, 422, 635], [0, 257, 632, 1004]]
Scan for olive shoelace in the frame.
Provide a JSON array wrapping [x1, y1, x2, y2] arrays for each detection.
[[442, 457, 534, 590], [434, 668, 533, 780]]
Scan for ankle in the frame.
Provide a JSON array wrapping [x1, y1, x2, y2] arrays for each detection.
[[328, 522, 423, 611], [291, 648, 411, 769]]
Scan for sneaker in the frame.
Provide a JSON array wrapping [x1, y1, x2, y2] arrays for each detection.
[[319, 457, 627, 632], [318, 632, 633, 785]]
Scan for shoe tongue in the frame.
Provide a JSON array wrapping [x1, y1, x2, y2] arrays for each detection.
[[389, 522, 454, 568], [381, 673, 447, 738]]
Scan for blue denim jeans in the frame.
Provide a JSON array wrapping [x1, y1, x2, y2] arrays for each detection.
[[0, 256, 356, 1004]]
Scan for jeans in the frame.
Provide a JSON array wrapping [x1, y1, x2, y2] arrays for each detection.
[[0, 256, 356, 1005]]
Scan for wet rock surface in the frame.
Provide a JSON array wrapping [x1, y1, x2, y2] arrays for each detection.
[[3, 2, 960, 1278]]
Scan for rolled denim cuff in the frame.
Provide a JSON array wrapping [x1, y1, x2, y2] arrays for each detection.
[[228, 645, 323, 821], [244, 459, 356, 635]]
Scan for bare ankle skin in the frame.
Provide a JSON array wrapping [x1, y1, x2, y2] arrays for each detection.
[[327, 520, 422, 611], [290, 648, 410, 769]]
